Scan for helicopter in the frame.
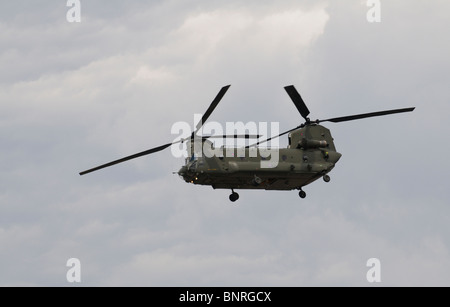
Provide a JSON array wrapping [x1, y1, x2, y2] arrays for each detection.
[[79, 85, 414, 202]]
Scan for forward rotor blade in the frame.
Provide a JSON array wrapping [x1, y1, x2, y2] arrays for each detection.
[[284, 85, 310, 120], [195, 85, 231, 132], [79, 141, 179, 175], [319, 107, 415, 123]]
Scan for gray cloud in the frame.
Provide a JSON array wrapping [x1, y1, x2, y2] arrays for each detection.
[[1, 0, 449, 286]]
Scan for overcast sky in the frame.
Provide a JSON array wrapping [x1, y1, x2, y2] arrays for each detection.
[[1, 0, 449, 286]]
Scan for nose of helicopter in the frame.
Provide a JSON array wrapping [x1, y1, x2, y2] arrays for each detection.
[[178, 165, 187, 176]]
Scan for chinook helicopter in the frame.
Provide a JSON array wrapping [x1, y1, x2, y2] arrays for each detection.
[[80, 85, 414, 202]]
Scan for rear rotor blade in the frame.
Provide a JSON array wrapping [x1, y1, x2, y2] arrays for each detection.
[[284, 85, 310, 120], [319, 107, 415, 123], [79, 141, 180, 175], [203, 134, 261, 139], [246, 126, 300, 148], [195, 85, 231, 132]]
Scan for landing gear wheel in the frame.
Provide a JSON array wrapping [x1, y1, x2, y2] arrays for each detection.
[[299, 190, 306, 199], [229, 192, 239, 202], [323, 174, 330, 183]]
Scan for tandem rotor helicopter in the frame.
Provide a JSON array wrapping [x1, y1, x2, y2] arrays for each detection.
[[80, 85, 414, 202]]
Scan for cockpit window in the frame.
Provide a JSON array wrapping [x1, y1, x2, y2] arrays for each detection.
[[189, 154, 198, 162]]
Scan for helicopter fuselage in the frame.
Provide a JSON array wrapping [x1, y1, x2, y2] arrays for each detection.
[[178, 124, 342, 191]]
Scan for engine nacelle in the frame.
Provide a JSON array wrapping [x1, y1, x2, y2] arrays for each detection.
[[288, 124, 336, 152], [298, 138, 328, 149]]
